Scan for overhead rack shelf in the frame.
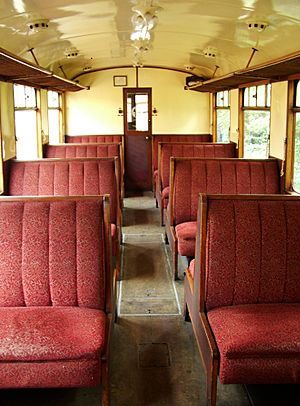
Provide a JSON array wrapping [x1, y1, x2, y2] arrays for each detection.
[[189, 50, 300, 93], [0, 47, 87, 92]]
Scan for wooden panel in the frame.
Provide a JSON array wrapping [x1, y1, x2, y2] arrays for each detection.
[[125, 135, 152, 191]]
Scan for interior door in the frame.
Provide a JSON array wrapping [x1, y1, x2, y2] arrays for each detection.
[[123, 87, 152, 192]]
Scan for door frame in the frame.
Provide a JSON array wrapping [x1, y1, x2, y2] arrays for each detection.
[[123, 87, 152, 136], [123, 87, 152, 191]]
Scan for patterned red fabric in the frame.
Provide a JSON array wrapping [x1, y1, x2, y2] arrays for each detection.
[[8, 159, 117, 224], [66, 135, 122, 143], [0, 200, 106, 309], [0, 307, 106, 361], [152, 134, 212, 172], [208, 303, 300, 384], [175, 221, 197, 256], [205, 199, 300, 310], [0, 359, 101, 388], [45, 143, 120, 159], [172, 159, 280, 225], [160, 143, 235, 189]]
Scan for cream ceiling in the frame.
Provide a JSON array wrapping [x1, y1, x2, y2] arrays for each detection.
[[0, 0, 299, 84]]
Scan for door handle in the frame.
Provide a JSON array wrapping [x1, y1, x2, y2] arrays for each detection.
[[145, 136, 150, 140]]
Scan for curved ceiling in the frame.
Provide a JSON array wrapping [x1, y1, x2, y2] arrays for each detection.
[[0, 0, 299, 85]]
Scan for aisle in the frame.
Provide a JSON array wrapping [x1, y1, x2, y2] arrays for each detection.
[[110, 192, 249, 406]]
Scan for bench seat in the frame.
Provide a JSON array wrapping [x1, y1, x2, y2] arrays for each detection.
[[6, 158, 122, 278], [208, 303, 300, 384], [166, 158, 282, 279], [184, 194, 300, 406], [0, 307, 106, 363], [157, 142, 235, 224], [152, 134, 212, 196], [175, 221, 197, 257], [0, 196, 113, 404]]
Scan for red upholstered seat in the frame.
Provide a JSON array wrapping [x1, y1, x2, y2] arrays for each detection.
[[156, 140, 233, 225], [44, 143, 124, 201], [66, 135, 122, 143], [152, 134, 212, 187], [0, 307, 106, 362], [175, 221, 197, 257], [208, 303, 300, 384], [0, 196, 113, 403], [7, 158, 122, 278], [166, 158, 281, 279], [184, 195, 300, 406]]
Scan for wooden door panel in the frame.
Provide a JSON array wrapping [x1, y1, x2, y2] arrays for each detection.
[[123, 88, 152, 192], [125, 135, 152, 191]]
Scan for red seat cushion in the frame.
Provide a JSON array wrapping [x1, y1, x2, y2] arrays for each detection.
[[0, 307, 106, 362], [175, 221, 197, 256], [188, 259, 195, 279], [162, 186, 170, 208], [208, 303, 300, 384]]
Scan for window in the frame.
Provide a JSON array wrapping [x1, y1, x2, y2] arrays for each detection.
[[243, 84, 271, 158], [14, 84, 38, 159], [48, 90, 61, 144], [293, 81, 300, 193], [215, 90, 230, 142]]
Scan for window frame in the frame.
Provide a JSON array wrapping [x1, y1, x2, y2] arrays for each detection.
[[13, 83, 40, 160], [47, 90, 63, 144], [241, 82, 271, 159], [286, 80, 300, 193], [214, 90, 230, 143]]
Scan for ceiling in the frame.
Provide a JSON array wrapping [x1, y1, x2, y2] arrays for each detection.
[[0, 0, 299, 86]]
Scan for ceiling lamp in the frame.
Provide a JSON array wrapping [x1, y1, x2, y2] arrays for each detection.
[[247, 20, 268, 32], [64, 47, 79, 58], [130, 28, 151, 41], [27, 18, 49, 33], [203, 46, 217, 58], [130, 1, 161, 66]]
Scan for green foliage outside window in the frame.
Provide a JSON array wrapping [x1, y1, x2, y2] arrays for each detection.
[[244, 110, 270, 158], [216, 109, 230, 142]]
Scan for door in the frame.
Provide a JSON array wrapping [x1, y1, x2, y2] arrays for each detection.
[[123, 87, 152, 192]]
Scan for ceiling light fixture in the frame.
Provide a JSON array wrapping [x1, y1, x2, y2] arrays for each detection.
[[64, 47, 79, 58], [27, 18, 49, 33], [247, 20, 268, 32], [130, 1, 162, 66], [203, 46, 217, 58]]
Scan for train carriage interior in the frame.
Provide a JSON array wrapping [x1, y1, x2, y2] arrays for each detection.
[[0, 0, 299, 405]]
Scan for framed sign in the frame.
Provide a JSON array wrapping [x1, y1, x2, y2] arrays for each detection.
[[113, 75, 127, 87]]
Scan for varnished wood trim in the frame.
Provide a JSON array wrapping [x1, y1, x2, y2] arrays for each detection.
[[285, 80, 296, 191], [238, 88, 244, 157], [72, 64, 196, 81]]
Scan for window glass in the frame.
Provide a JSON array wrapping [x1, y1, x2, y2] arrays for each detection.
[[216, 109, 230, 142], [48, 91, 61, 144], [15, 110, 38, 159], [243, 84, 271, 158], [244, 110, 270, 158], [48, 90, 59, 108], [216, 91, 230, 142], [14, 84, 38, 159], [14, 84, 36, 108], [256, 85, 265, 106]]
